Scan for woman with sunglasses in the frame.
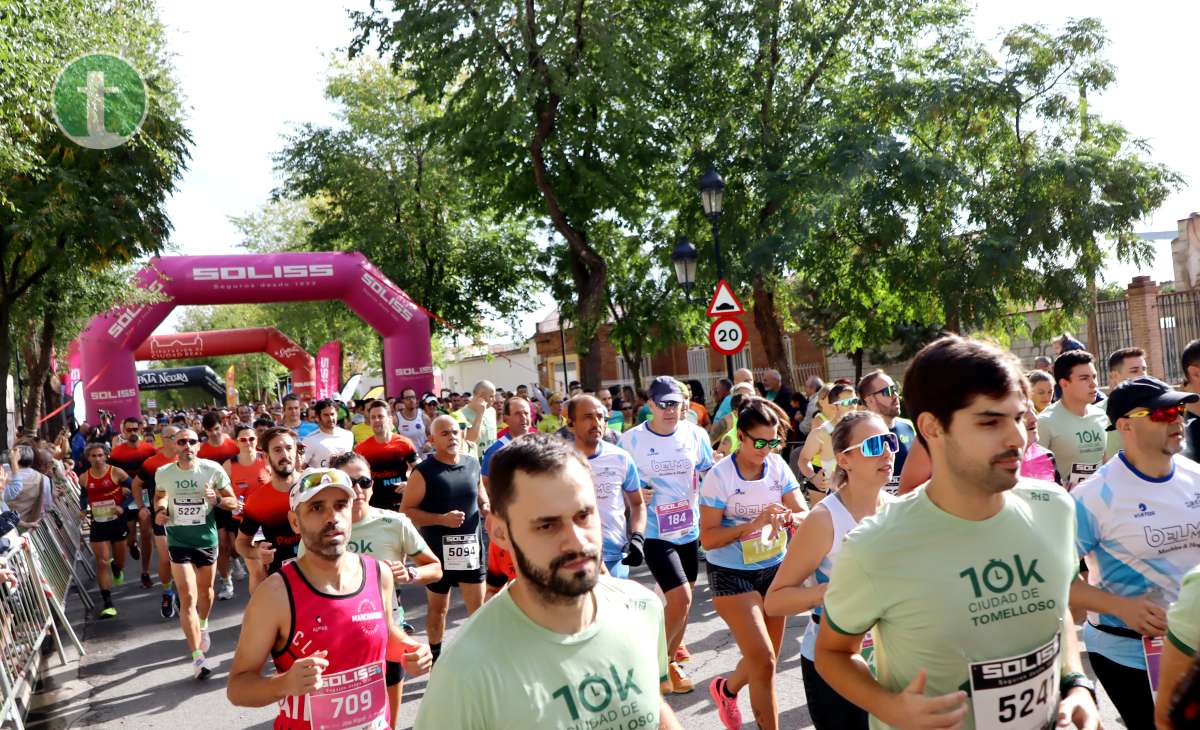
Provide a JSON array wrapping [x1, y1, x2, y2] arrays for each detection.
[[223, 425, 272, 590], [795, 383, 859, 505], [303, 452, 442, 728], [700, 398, 808, 730], [764, 411, 896, 730]]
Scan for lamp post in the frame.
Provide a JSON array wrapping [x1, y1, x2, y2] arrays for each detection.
[[699, 166, 733, 381], [671, 236, 698, 302]]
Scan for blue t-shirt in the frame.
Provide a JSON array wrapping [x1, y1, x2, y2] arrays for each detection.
[[1075, 452, 1200, 668], [618, 422, 714, 545], [296, 421, 319, 438], [891, 418, 917, 477], [480, 433, 513, 477], [699, 453, 799, 570]]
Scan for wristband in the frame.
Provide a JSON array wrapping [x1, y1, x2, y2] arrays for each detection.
[[1059, 673, 1096, 701]]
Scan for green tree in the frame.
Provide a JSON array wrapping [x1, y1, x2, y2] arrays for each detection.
[[0, 0, 191, 441], [270, 57, 542, 339], [349, 2, 688, 390]]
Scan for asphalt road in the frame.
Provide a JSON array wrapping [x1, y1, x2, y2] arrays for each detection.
[[24, 554, 1127, 729]]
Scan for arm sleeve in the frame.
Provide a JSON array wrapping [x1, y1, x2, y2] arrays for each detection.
[[698, 468, 726, 510], [1073, 494, 1101, 558], [1169, 569, 1200, 657], [821, 541, 882, 636], [622, 457, 640, 493], [400, 517, 429, 556]]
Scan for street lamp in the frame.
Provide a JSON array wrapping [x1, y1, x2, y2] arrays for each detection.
[[698, 166, 733, 380], [671, 236, 698, 300]]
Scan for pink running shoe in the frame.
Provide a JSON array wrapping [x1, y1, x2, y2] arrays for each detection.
[[709, 676, 742, 729]]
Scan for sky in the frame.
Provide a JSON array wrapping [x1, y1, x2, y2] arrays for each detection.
[[153, 0, 1196, 338]]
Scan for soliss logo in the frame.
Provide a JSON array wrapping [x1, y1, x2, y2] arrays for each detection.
[[191, 264, 334, 281], [91, 388, 137, 400], [361, 271, 413, 321], [107, 279, 165, 338], [394, 366, 433, 376]]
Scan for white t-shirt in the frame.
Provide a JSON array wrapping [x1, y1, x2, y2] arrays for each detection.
[[1074, 452, 1200, 668], [302, 427, 354, 468], [584, 440, 641, 559], [395, 411, 428, 451], [618, 422, 714, 545], [699, 453, 800, 570]]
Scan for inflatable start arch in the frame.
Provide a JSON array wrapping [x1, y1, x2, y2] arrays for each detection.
[[135, 327, 318, 398], [79, 252, 433, 422]]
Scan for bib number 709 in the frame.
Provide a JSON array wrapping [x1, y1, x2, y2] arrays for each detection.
[[330, 690, 372, 719]]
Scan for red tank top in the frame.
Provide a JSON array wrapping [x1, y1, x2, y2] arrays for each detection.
[[85, 466, 124, 521], [272, 555, 390, 730], [227, 455, 270, 519]]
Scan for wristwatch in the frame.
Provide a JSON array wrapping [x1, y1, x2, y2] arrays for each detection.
[[1060, 672, 1096, 701]]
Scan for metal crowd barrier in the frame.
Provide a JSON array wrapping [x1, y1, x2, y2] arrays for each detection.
[[1, 465, 93, 730]]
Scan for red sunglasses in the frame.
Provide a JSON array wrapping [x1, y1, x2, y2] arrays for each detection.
[[1125, 404, 1187, 423]]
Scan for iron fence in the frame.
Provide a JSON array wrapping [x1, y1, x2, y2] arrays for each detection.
[[1159, 290, 1200, 384]]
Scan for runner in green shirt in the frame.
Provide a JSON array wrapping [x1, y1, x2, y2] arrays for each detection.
[[816, 337, 1100, 730], [1037, 350, 1117, 487], [414, 433, 680, 730], [1156, 564, 1200, 727], [152, 428, 236, 680]]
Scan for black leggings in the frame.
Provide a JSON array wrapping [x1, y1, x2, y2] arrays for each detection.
[[800, 655, 868, 730], [1088, 651, 1154, 730]]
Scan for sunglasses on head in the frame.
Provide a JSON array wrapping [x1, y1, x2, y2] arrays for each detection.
[[834, 398, 861, 407], [176, 438, 200, 446], [871, 384, 900, 399], [297, 469, 353, 494], [1125, 404, 1187, 423], [749, 437, 782, 449], [840, 432, 899, 457]]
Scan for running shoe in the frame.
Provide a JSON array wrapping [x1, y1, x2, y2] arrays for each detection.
[[140, 573, 152, 589], [160, 591, 176, 619], [674, 643, 691, 663], [129, 542, 140, 561], [200, 629, 211, 653], [192, 655, 216, 680], [667, 662, 696, 696], [111, 567, 124, 586], [231, 558, 248, 581], [401, 621, 416, 635], [709, 676, 742, 729], [217, 577, 234, 601], [99, 604, 117, 619]]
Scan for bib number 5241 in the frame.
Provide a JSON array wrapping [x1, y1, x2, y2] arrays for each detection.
[[969, 633, 1060, 730]]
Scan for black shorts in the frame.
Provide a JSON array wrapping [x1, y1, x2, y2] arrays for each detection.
[[385, 660, 403, 686], [123, 496, 138, 522], [152, 519, 165, 537], [168, 546, 217, 567], [214, 507, 238, 531], [426, 567, 486, 594], [644, 538, 699, 593], [89, 519, 128, 544], [706, 560, 780, 598]]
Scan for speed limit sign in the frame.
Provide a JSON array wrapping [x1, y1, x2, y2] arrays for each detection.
[[709, 317, 746, 356]]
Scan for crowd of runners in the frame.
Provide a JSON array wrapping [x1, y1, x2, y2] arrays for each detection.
[[9, 333, 1200, 728]]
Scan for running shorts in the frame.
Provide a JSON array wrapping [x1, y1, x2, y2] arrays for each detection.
[[705, 560, 779, 598], [89, 518, 128, 544], [167, 546, 217, 567], [385, 660, 403, 686], [644, 538, 699, 593], [122, 495, 138, 522], [213, 506, 238, 531]]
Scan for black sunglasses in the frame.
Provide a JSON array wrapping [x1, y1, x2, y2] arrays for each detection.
[[352, 476, 373, 489], [176, 438, 200, 446]]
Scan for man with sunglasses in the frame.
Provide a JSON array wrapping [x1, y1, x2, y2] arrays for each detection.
[[153, 428, 237, 679], [1038, 350, 1116, 488], [108, 416, 158, 586], [1069, 376, 1200, 728], [394, 387, 429, 452], [619, 376, 715, 694], [857, 370, 916, 495]]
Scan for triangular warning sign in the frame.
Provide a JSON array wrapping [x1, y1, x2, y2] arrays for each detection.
[[706, 279, 744, 317]]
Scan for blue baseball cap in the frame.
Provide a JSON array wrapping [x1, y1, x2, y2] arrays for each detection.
[[648, 376, 684, 404]]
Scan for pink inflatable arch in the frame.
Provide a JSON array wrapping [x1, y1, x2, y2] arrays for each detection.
[[134, 327, 318, 398], [79, 252, 433, 422]]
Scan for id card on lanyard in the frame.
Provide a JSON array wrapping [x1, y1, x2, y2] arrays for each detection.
[[967, 633, 1060, 730]]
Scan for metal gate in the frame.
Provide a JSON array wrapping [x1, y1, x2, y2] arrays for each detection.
[[1159, 290, 1200, 383]]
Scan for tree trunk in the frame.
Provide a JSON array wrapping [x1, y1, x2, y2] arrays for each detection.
[[622, 349, 645, 396], [751, 274, 793, 387], [22, 315, 55, 432], [0, 304, 10, 447], [853, 348, 864, 382]]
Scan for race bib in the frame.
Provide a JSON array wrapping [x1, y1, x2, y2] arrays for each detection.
[[740, 526, 786, 564], [884, 476, 901, 496], [655, 499, 694, 538], [91, 499, 119, 523], [1066, 462, 1099, 490], [968, 633, 1060, 730], [307, 661, 389, 730], [1144, 636, 1163, 700], [173, 497, 206, 526], [442, 534, 480, 571]]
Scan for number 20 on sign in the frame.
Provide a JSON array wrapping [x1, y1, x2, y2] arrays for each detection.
[[709, 316, 747, 356]]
